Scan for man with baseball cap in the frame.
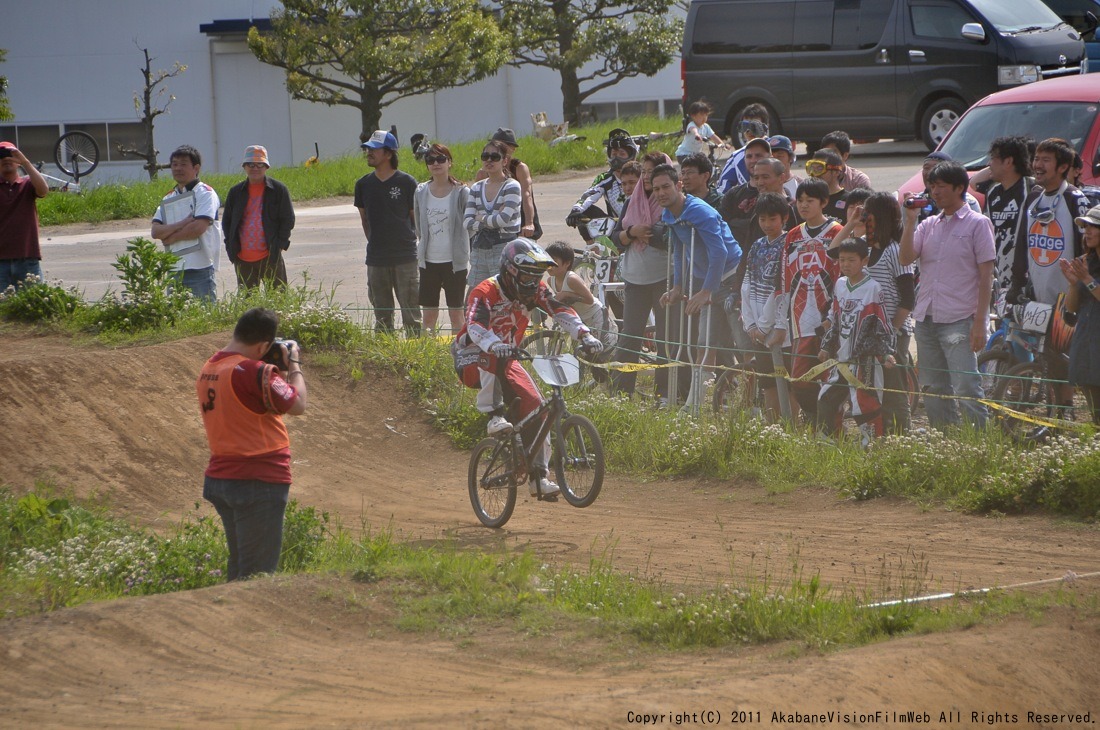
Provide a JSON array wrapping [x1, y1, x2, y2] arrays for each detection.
[[0, 141, 49, 291], [354, 129, 421, 334], [221, 145, 296, 291], [767, 135, 801, 200]]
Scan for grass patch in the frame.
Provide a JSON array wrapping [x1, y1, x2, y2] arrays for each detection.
[[3, 488, 1091, 654], [37, 115, 683, 226]]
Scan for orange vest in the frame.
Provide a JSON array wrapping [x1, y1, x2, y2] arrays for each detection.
[[197, 354, 290, 458]]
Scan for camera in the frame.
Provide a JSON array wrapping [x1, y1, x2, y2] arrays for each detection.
[[0, 148, 12, 160], [903, 194, 932, 209], [648, 222, 670, 250], [261, 337, 298, 370]]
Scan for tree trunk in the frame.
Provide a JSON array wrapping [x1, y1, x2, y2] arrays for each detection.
[[359, 84, 383, 141], [560, 68, 583, 127]]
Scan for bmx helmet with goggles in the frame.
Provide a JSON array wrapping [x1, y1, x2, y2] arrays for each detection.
[[500, 238, 554, 298], [605, 128, 639, 170]]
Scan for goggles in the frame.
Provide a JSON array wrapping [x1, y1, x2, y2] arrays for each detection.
[[739, 120, 769, 137], [424, 155, 450, 165], [805, 159, 843, 177]]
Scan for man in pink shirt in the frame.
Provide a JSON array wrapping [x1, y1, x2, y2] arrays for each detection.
[[900, 160, 995, 428]]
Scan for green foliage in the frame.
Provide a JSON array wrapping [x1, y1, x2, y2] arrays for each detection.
[[503, 0, 684, 123], [0, 49, 11, 122], [248, 0, 510, 134], [0, 277, 84, 323], [86, 237, 193, 333], [280, 502, 330, 572]]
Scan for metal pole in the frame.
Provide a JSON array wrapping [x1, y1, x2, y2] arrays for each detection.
[[771, 343, 793, 423]]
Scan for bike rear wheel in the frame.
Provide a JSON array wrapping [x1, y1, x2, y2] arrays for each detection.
[[554, 415, 604, 507], [520, 328, 569, 357], [468, 437, 517, 528], [712, 369, 760, 417], [54, 130, 100, 179], [989, 361, 1090, 438], [976, 349, 1015, 397]]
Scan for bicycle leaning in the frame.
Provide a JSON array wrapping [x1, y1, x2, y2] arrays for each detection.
[[468, 349, 605, 528]]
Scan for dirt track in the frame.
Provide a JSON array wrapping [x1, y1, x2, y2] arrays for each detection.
[[2, 330, 1099, 727]]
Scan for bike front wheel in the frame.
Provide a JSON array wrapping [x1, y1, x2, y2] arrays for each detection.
[[54, 130, 100, 179], [468, 437, 517, 528], [554, 415, 604, 507]]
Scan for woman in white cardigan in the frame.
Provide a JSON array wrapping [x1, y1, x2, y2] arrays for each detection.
[[413, 143, 471, 334]]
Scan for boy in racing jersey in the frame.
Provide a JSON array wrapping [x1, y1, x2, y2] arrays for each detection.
[[452, 238, 603, 499]]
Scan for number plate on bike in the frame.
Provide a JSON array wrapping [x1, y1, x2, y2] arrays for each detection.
[[532, 354, 581, 387], [1018, 302, 1053, 334]]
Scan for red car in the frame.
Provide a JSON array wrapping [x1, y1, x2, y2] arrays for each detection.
[[899, 75, 1100, 203]]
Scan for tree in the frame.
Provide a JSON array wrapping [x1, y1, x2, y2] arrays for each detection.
[[116, 45, 186, 180], [248, 0, 510, 139], [503, 1, 684, 126], [0, 49, 13, 122]]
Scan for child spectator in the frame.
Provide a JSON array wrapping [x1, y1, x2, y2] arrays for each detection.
[[676, 100, 728, 164], [740, 192, 792, 421], [619, 161, 642, 199], [767, 178, 843, 422], [545, 242, 618, 380], [820, 131, 872, 192], [817, 238, 896, 445]]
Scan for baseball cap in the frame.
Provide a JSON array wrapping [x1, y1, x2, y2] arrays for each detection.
[[362, 130, 398, 150], [491, 127, 519, 148], [1075, 204, 1100, 228], [745, 138, 771, 154], [767, 135, 795, 161], [242, 145, 269, 167]]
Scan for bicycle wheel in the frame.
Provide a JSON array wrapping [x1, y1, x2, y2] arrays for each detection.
[[992, 362, 1053, 438], [712, 369, 759, 416], [520, 328, 568, 357], [468, 437, 517, 528], [553, 414, 604, 508], [976, 349, 1015, 397], [54, 131, 100, 179]]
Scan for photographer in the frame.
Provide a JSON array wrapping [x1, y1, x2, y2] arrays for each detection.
[[0, 141, 50, 291], [197, 307, 308, 581]]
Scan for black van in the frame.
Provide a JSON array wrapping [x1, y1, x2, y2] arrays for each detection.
[[683, 0, 1087, 149]]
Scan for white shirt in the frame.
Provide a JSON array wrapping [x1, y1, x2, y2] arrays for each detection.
[[424, 189, 453, 264]]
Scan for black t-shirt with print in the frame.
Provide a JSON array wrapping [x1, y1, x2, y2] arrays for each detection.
[[824, 189, 849, 223], [354, 170, 418, 266], [983, 177, 1031, 290]]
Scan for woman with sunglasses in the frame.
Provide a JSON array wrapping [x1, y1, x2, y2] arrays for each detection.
[[465, 140, 522, 289], [413, 143, 470, 334], [1061, 205, 1100, 425]]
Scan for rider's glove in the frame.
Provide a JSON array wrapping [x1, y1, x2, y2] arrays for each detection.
[[579, 334, 604, 356], [489, 342, 521, 359], [565, 210, 584, 228]]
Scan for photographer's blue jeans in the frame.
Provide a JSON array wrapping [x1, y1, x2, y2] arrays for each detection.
[[914, 315, 988, 429], [203, 477, 289, 581], [0, 258, 43, 291], [182, 266, 217, 303]]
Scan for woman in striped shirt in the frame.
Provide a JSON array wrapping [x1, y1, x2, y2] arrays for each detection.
[[465, 140, 522, 289]]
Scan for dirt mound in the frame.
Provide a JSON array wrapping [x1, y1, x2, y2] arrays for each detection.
[[2, 331, 1100, 725]]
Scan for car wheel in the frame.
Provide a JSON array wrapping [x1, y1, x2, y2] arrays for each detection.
[[920, 98, 966, 151]]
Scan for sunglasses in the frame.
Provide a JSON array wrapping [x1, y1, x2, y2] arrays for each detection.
[[804, 160, 842, 177], [481, 152, 503, 162], [424, 155, 450, 165], [244, 162, 266, 169]]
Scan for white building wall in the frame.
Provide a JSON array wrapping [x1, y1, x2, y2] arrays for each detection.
[[2, 0, 682, 182]]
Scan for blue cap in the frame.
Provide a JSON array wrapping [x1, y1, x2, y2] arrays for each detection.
[[925, 150, 952, 162], [362, 130, 398, 150], [767, 135, 796, 162]]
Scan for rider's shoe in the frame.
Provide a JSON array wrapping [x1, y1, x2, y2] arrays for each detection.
[[487, 415, 512, 436], [531, 477, 560, 500]]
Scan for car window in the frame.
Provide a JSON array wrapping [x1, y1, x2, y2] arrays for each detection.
[[1041, 0, 1099, 40], [910, 3, 978, 40], [940, 101, 1099, 168], [692, 2, 796, 54], [969, 0, 1064, 33]]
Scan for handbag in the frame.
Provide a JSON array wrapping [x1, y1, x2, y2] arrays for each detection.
[[471, 226, 509, 250]]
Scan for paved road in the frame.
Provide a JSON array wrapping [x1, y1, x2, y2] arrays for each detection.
[[39, 141, 930, 310]]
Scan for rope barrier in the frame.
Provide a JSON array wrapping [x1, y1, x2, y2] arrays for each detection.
[[862, 570, 1100, 609]]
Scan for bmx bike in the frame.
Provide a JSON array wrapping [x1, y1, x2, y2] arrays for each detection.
[[468, 350, 605, 528]]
